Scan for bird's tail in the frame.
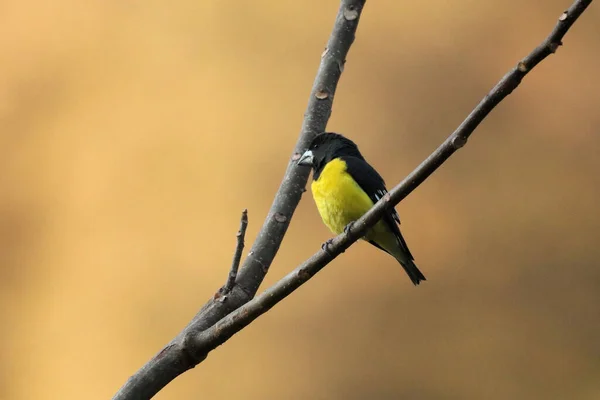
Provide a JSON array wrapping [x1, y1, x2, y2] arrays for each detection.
[[365, 226, 426, 286], [398, 258, 426, 286]]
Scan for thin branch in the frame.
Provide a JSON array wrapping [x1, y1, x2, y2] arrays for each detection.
[[187, 0, 593, 359], [112, 1, 367, 399], [222, 209, 248, 294]]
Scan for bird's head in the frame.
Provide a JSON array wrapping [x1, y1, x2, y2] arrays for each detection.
[[297, 132, 363, 173]]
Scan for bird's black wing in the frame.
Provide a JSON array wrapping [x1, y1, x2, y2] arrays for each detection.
[[342, 156, 414, 260]]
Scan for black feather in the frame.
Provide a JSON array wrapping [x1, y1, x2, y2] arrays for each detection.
[[342, 156, 415, 261]]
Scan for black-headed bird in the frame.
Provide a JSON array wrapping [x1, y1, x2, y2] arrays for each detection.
[[297, 132, 426, 285]]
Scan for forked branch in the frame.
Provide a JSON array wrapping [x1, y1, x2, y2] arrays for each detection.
[[113, 1, 367, 399], [187, 0, 593, 361], [113, 0, 593, 398]]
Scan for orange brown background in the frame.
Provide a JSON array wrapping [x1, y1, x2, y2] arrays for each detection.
[[1, 1, 599, 399]]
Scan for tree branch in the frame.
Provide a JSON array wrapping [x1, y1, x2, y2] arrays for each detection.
[[185, 0, 593, 360], [112, 1, 367, 399], [222, 209, 248, 294], [114, 1, 593, 398]]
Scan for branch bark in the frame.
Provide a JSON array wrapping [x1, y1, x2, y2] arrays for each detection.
[[113, 1, 367, 399], [186, 0, 593, 361]]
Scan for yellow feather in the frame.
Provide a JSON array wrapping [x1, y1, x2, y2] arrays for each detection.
[[311, 158, 400, 258]]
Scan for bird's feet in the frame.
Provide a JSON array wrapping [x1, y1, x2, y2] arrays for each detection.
[[343, 221, 355, 235], [321, 238, 334, 256]]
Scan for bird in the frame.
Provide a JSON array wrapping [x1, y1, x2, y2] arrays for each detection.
[[297, 132, 426, 285]]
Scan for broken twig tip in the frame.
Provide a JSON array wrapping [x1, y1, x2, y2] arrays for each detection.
[[559, 11, 568, 21], [548, 42, 561, 53], [343, 5, 359, 21], [274, 212, 287, 223], [315, 89, 329, 100], [451, 135, 467, 149]]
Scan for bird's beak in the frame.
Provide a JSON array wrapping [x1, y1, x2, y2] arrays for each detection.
[[297, 150, 314, 167]]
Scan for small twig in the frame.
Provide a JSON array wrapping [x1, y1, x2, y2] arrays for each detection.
[[187, 0, 593, 361], [222, 209, 248, 295]]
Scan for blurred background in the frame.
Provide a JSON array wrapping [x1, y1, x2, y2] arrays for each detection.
[[1, 0, 599, 399]]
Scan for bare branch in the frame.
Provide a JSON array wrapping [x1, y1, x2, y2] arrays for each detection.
[[112, 1, 367, 399], [234, 0, 365, 296], [186, 0, 594, 360], [221, 209, 248, 295], [114, 1, 593, 398]]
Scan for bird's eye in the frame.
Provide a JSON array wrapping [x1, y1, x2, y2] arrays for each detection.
[[311, 144, 318, 150]]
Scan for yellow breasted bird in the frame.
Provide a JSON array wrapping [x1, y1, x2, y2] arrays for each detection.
[[297, 132, 426, 285]]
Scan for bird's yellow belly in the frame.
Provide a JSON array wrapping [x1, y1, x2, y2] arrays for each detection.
[[311, 158, 382, 236]]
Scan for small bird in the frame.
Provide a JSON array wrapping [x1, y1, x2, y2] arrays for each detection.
[[297, 132, 425, 285]]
